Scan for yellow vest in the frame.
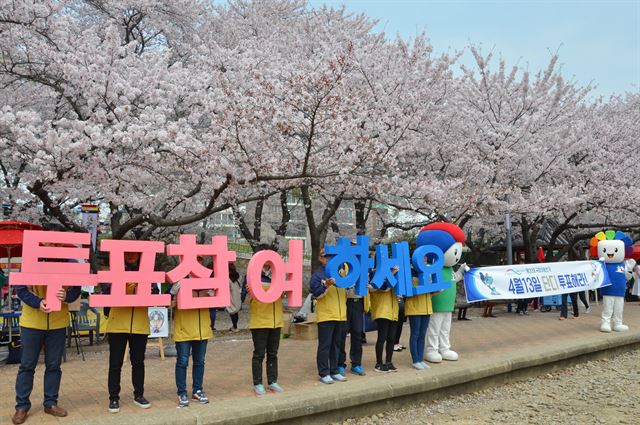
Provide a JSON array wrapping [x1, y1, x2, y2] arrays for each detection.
[[248, 297, 283, 329], [105, 283, 150, 335], [405, 292, 433, 316], [19, 286, 70, 330], [316, 285, 347, 323], [106, 306, 150, 335], [173, 308, 213, 342], [369, 288, 399, 321]]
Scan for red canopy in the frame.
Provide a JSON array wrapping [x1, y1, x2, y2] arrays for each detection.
[[0, 221, 43, 258]]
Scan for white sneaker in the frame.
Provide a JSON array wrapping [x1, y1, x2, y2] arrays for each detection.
[[613, 324, 629, 332], [425, 351, 442, 363], [331, 374, 347, 382], [600, 323, 612, 333], [412, 362, 425, 370], [420, 362, 431, 369], [585, 307, 591, 314], [319, 375, 334, 384], [441, 350, 459, 361]]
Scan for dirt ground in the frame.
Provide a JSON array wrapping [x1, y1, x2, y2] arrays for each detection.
[[344, 348, 640, 425]]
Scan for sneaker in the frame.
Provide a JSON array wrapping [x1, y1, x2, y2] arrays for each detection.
[[351, 365, 366, 376], [585, 307, 591, 314], [267, 383, 284, 393], [108, 400, 120, 413], [177, 394, 189, 408], [192, 390, 209, 404], [412, 362, 425, 370], [319, 375, 334, 385], [338, 366, 346, 376], [133, 396, 151, 409], [420, 362, 431, 369], [254, 384, 266, 396], [374, 363, 389, 373], [386, 363, 398, 372], [331, 374, 347, 382], [523, 311, 529, 315], [393, 344, 402, 352], [559, 316, 565, 321]]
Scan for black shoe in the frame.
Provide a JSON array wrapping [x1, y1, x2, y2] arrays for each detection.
[[374, 363, 389, 373], [108, 400, 120, 413], [386, 363, 398, 372], [133, 396, 151, 409]]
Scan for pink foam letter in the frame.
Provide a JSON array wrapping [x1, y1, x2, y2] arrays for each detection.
[[246, 240, 303, 306], [10, 230, 96, 311], [166, 235, 236, 309]]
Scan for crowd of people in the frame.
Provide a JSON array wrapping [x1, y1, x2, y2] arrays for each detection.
[[8, 243, 640, 425]]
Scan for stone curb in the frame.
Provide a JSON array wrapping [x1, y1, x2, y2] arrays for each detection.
[[85, 330, 640, 425]]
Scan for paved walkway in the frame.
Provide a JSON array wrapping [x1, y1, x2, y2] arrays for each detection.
[[1, 301, 639, 424]]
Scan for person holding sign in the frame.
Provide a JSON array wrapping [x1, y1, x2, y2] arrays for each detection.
[[369, 268, 400, 373], [405, 276, 433, 370], [104, 252, 153, 413], [11, 231, 87, 425], [310, 248, 348, 384], [244, 246, 285, 396], [170, 256, 214, 408]]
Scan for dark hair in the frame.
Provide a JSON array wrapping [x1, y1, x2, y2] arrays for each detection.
[[229, 263, 240, 282]]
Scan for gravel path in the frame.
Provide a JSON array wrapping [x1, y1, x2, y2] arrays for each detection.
[[341, 349, 639, 425]]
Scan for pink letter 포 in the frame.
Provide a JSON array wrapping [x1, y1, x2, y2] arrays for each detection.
[[90, 239, 170, 307]]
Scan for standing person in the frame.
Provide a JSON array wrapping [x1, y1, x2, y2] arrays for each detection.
[[310, 248, 348, 384], [516, 298, 530, 315], [12, 271, 81, 424], [227, 263, 242, 332], [246, 249, 284, 395], [171, 257, 213, 408], [369, 268, 400, 373], [105, 252, 152, 413], [337, 282, 366, 376], [559, 292, 579, 320], [405, 279, 433, 370], [578, 291, 591, 313]]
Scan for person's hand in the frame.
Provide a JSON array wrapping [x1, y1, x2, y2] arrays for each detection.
[[39, 299, 51, 313], [391, 266, 400, 274], [171, 298, 177, 308], [325, 278, 336, 286], [461, 263, 470, 272], [56, 288, 66, 301]]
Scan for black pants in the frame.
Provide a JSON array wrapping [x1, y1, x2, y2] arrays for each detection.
[[393, 301, 406, 345], [338, 299, 364, 368], [561, 293, 579, 318], [108, 333, 148, 401], [578, 291, 589, 309], [317, 321, 342, 377], [251, 328, 280, 385], [516, 299, 529, 313], [375, 319, 396, 364], [230, 312, 239, 329]]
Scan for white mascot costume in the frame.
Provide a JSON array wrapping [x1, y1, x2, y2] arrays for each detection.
[[591, 230, 636, 332], [417, 222, 469, 363]]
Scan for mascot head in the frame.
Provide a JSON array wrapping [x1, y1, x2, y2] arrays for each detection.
[[416, 222, 466, 267], [590, 230, 633, 264]]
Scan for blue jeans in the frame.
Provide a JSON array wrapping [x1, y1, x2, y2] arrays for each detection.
[[408, 315, 430, 363], [175, 340, 208, 396], [15, 327, 66, 411]]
